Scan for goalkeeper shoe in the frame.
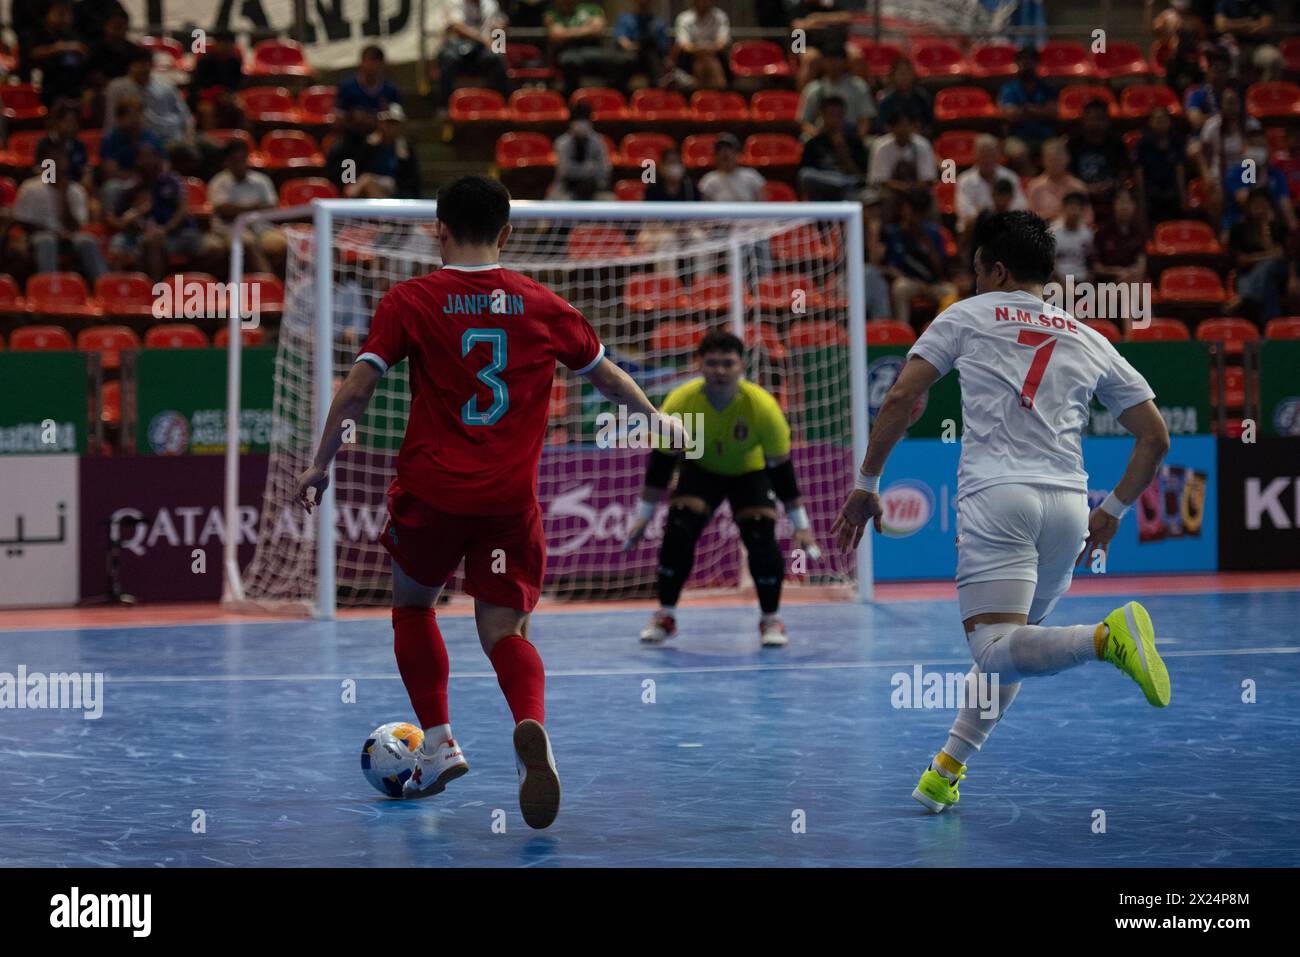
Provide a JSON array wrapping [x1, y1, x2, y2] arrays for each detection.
[[640, 611, 677, 644], [1101, 601, 1171, 708], [912, 763, 966, 814], [514, 719, 561, 830], [759, 616, 788, 647], [402, 737, 469, 800]]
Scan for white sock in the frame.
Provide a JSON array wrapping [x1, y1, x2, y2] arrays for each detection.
[[423, 723, 452, 749], [969, 622, 1099, 683]]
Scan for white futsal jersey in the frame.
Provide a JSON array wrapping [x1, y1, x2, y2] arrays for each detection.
[[908, 290, 1155, 501]]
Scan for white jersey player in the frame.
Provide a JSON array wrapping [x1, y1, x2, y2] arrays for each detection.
[[833, 210, 1173, 813]]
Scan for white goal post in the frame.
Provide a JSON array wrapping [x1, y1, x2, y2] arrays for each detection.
[[223, 199, 872, 618]]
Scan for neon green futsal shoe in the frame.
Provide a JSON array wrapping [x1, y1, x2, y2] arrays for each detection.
[[1102, 601, 1171, 707], [912, 764, 966, 814]]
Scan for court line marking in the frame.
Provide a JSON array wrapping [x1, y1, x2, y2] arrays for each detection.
[[81, 645, 1300, 684]]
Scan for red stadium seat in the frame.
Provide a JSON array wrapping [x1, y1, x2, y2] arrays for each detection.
[[934, 87, 999, 123], [1093, 41, 1149, 80], [298, 86, 337, 125], [1214, 365, 1246, 407], [1120, 83, 1183, 119], [1196, 316, 1259, 354], [757, 273, 825, 312], [204, 128, 257, 154], [495, 132, 556, 170], [184, 177, 210, 217], [619, 132, 676, 168], [969, 44, 1018, 79], [729, 40, 791, 79], [681, 134, 718, 171], [1057, 84, 1118, 122], [279, 177, 338, 206], [0, 129, 43, 168], [599, 133, 622, 166], [1084, 319, 1122, 343], [569, 87, 629, 121], [689, 274, 751, 312], [242, 273, 286, 314], [214, 325, 267, 347], [771, 224, 840, 263], [248, 39, 314, 78], [449, 88, 509, 123], [613, 178, 645, 201], [237, 86, 299, 124], [934, 130, 978, 168], [1037, 41, 1095, 79], [630, 89, 690, 122], [139, 35, 186, 71], [848, 39, 905, 78], [1149, 41, 1171, 78], [509, 89, 569, 123], [935, 179, 956, 215], [762, 180, 797, 202], [145, 323, 209, 349], [26, 272, 99, 317], [567, 226, 631, 260], [1281, 38, 1300, 73], [77, 325, 142, 370], [99, 379, 121, 428], [95, 272, 157, 318], [1149, 220, 1222, 256], [77, 129, 103, 164], [9, 325, 72, 350], [1186, 177, 1208, 210], [750, 90, 799, 123], [1245, 81, 1300, 119], [505, 44, 556, 83], [690, 90, 749, 122], [911, 40, 967, 79], [741, 134, 801, 168], [624, 275, 688, 313], [651, 319, 708, 354], [1265, 316, 1300, 339], [0, 84, 46, 123], [1127, 317, 1191, 341], [866, 320, 916, 346], [787, 319, 846, 349], [1156, 266, 1226, 303], [258, 130, 324, 170], [0, 273, 23, 311]]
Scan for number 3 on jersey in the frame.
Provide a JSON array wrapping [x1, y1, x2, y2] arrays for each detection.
[[462, 328, 509, 426], [1015, 329, 1057, 410]]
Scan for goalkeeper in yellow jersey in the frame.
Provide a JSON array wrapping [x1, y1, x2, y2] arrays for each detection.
[[624, 331, 819, 647]]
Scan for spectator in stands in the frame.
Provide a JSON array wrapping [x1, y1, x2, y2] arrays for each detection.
[[644, 147, 698, 201], [336, 46, 401, 124], [508, 0, 549, 29], [1067, 100, 1131, 222], [1092, 187, 1149, 286], [105, 45, 194, 147], [999, 46, 1058, 175], [882, 189, 954, 327], [189, 30, 246, 132], [1221, 126, 1297, 232], [797, 40, 874, 139], [24, 0, 90, 110], [861, 190, 894, 320], [791, 3, 866, 87], [107, 143, 202, 280], [87, 5, 136, 114], [1214, 0, 1283, 81], [1191, 84, 1259, 224], [548, 0, 632, 96], [637, 146, 703, 267], [698, 132, 765, 202], [1050, 192, 1094, 284], [204, 140, 283, 275], [1149, 0, 1208, 95], [1027, 139, 1089, 224], [955, 134, 1026, 238], [970, 178, 1020, 240], [37, 103, 91, 192], [670, 0, 731, 91], [867, 106, 937, 203], [1135, 106, 1187, 225], [1228, 186, 1292, 325], [437, 0, 510, 108], [798, 94, 868, 201], [546, 102, 613, 200], [11, 140, 106, 282], [363, 104, 421, 199], [73, 0, 126, 41], [1183, 44, 1231, 131], [614, 0, 671, 87], [875, 57, 933, 137], [100, 95, 165, 212]]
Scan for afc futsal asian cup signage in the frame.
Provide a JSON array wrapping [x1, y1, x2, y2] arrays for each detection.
[[135, 348, 278, 455]]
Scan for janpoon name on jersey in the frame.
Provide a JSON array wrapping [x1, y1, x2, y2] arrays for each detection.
[[444, 292, 526, 315]]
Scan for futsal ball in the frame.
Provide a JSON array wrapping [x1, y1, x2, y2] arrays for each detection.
[[361, 722, 425, 797]]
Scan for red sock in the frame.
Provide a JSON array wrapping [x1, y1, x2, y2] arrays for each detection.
[[392, 607, 449, 729], [488, 634, 545, 725]]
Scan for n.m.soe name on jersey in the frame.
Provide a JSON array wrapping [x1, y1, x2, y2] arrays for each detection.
[[994, 305, 1080, 333], [443, 291, 526, 315]]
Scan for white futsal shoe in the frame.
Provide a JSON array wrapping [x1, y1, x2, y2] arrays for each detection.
[[760, 615, 788, 647], [402, 736, 469, 799], [513, 719, 561, 829], [640, 610, 677, 643]]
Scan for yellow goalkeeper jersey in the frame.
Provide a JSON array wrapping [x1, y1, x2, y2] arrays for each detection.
[[661, 378, 791, 476]]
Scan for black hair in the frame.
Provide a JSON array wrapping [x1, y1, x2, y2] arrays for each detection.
[[224, 139, 250, 160], [972, 210, 1056, 284], [361, 45, 384, 62], [890, 104, 918, 126], [571, 101, 593, 122], [127, 44, 152, 64], [436, 174, 512, 245], [697, 330, 744, 358], [904, 188, 931, 213], [1062, 190, 1087, 206], [1246, 185, 1274, 206], [992, 178, 1015, 196]]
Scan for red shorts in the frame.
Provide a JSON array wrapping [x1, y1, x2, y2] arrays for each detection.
[[380, 479, 546, 612]]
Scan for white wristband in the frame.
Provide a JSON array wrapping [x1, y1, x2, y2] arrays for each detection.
[[1100, 492, 1130, 519], [788, 506, 810, 531], [854, 472, 881, 494], [637, 500, 656, 521]]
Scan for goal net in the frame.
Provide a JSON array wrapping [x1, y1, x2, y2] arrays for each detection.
[[224, 200, 868, 617]]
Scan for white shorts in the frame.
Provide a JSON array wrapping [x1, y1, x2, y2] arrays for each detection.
[[955, 483, 1089, 621]]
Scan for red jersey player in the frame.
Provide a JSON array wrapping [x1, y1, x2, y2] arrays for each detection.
[[295, 175, 676, 828]]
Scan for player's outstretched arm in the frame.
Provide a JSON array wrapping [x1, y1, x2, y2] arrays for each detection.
[[1077, 399, 1171, 566], [294, 360, 383, 511]]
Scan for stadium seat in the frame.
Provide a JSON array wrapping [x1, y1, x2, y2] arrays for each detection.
[[567, 225, 631, 260], [100, 379, 122, 428], [1093, 42, 1149, 80], [745, 322, 788, 360], [624, 275, 688, 313], [1196, 316, 1259, 354], [1084, 319, 1122, 343], [762, 180, 797, 202], [0, 273, 24, 311], [1246, 81, 1300, 119], [934, 130, 979, 168], [279, 176, 338, 206], [969, 44, 1018, 79], [771, 224, 840, 263], [504, 43, 556, 83], [9, 325, 72, 350], [847, 39, 904, 78], [1265, 316, 1300, 339], [619, 132, 676, 168], [1037, 41, 1095, 79], [1281, 38, 1300, 74], [298, 86, 337, 125], [741, 134, 801, 168], [449, 88, 509, 123], [95, 272, 157, 318], [1214, 365, 1247, 407], [139, 35, 186, 71], [599, 133, 623, 166], [495, 132, 556, 170], [630, 89, 690, 122], [1057, 84, 1118, 121], [26, 273, 99, 318], [0, 129, 43, 168], [681, 134, 718, 171], [935, 179, 956, 215], [242, 273, 286, 315], [237, 86, 299, 125], [911, 39, 967, 79], [1149, 220, 1222, 256], [690, 90, 749, 122], [77, 129, 103, 165], [689, 274, 751, 312], [1127, 317, 1191, 341], [145, 323, 209, 349], [0, 84, 46, 123], [866, 320, 915, 346], [509, 89, 569, 123], [749, 90, 799, 123], [184, 177, 211, 217], [757, 273, 825, 312], [1148, 41, 1171, 78], [651, 319, 708, 355], [205, 128, 258, 154], [729, 40, 791, 79], [214, 325, 267, 347], [77, 325, 142, 370], [248, 38, 314, 78], [613, 179, 645, 201], [1120, 83, 1183, 119], [257, 130, 324, 170], [569, 87, 629, 121], [934, 87, 999, 123], [787, 319, 847, 349], [1156, 266, 1226, 303], [1186, 177, 1208, 211]]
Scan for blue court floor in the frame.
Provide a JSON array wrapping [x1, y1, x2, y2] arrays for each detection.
[[1, 587, 1297, 867]]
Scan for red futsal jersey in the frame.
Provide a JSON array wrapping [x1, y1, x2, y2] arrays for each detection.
[[356, 262, 604, 515]]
